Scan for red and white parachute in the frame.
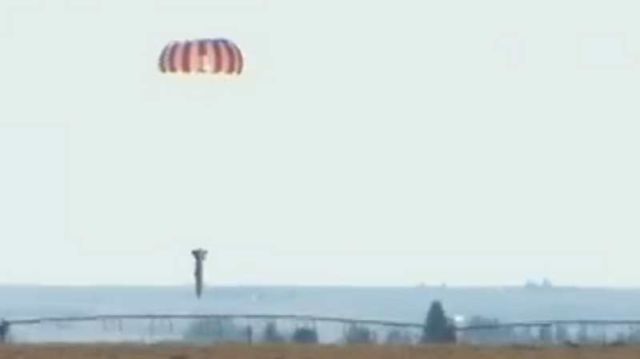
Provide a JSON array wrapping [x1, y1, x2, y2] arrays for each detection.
[[159, 38, 243, 75]]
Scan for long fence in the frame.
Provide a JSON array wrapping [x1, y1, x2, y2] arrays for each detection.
[[3, 314, 640, 346], [1, 313, 424, 344]]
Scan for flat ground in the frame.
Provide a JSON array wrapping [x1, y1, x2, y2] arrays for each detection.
[[0, 344, 639, 359]]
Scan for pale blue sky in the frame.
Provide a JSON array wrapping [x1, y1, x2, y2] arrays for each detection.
[[1, 0, 639, 286]]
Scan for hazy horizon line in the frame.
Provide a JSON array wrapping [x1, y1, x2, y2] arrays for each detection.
[[2, 283, 640, 290]]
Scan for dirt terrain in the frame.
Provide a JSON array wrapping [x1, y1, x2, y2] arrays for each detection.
[[0, 344, 639, 359]]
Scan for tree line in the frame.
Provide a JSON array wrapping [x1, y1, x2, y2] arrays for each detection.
[[182, 300, 457, 345]]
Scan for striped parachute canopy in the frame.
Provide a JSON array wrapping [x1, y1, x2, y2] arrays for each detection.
[[159, 38, 243, 75]]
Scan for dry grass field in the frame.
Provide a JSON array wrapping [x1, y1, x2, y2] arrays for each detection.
[[0, 344, 639, 359]]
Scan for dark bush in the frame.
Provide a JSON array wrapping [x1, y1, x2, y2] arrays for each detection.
[[291, 327, 318, 344], [182, 318, 248, 344], [343, 324, 375, 344], [262, 321, 286, 343], [385, 329, 413, 345], [421, 300, 456, 344]]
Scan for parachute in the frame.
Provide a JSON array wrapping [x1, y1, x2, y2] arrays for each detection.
[[159, 38, 243, 75]]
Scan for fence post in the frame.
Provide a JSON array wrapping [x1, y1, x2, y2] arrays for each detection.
[[246, 325, 253, 344], [539, 323, 552, 345]]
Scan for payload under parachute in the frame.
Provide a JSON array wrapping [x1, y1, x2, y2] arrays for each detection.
[[191, 248, 208, 299]]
